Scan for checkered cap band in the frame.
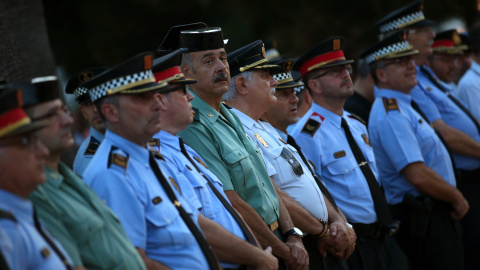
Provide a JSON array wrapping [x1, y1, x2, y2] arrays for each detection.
[[273, 72, 293, 84], [380, 11, 425, 33], [89, 70, 154, 101], [294, 82, 305, 95], [74, 87, 88, 98], [366, 40, 411, 64]]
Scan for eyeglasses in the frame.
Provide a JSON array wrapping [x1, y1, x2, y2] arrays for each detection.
[[159, 84, 188, 95], [0, 133, 41, 151], [280, 148, 304, 176], [384, 56, 415, 67], [31, 104, 71, 122], [312, 65, 353, 79]]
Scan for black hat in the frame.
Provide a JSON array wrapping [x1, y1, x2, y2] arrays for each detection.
[[293, 36, 354, 77], [157, 22, 208, 55], [19, 76, 59, 108], [432, 29, 463, 54], [270, 58, 303, 89], [360, 30, 419, 65], [374, 0, 435, 35], [457, 32, 471, 52], [0, 87, 47, 139], [264, 38, 282, 62], [82, 52, 168, 102], [290, 65, 305, 95], [180, 27, 228, 53], [228, 40, 279, 78], [152, 49, 197, 86], [65, 67, 108, 104]]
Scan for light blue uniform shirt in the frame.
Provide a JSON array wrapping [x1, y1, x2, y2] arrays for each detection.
[[458, 61, 480, 121], [410, 65, 480, 170], [291, 103, 378, 224], [73, 127, 104, 176], [368, 89, 456, 205], [233, 109, 328, 221], [154, 130, 246, 269], [0, 189, 72, 270], [83, 130, 208, 270]]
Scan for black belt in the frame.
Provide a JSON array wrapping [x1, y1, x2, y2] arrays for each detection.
[[224, 266, 247, 270], [457, 167, 480, 181], [351, 222, 386, 239]]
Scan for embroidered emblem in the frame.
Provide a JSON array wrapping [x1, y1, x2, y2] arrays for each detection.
[[362, 134, 370, 146], [347, 113, 366, 125], [279, 138, 287, 144], [148, 138, 160, 147], [169, 177, 181, 193], [108, 147, 129, 171], [186, 165, 192, 171], [152, 196, 162, 205], [207, 113, 214, 118], [301, 119, 321, 136], [193, 156, 208, 169], [151, 149, 165, 160], [84, 141, 99, 156], [382, 98, 400, 113], [334, 150, 346, 159], [333, 39, 341, 50], [193, 107, 200, 121], [78, 71, 94, 82], [41, 247, 50, 258], [262, 43, 266, 58], [254, 133, 268, 148], [283, 60, 294, 72]]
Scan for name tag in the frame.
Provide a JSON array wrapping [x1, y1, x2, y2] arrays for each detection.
[[334, 150, 346, 159]]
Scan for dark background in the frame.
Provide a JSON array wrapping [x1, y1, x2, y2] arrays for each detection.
[[43, 0, 480, 79]]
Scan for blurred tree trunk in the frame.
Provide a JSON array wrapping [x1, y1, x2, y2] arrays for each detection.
[[0, 0, 56, 83]]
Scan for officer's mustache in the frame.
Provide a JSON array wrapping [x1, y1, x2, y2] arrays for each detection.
[[213, 73, 229, 83]]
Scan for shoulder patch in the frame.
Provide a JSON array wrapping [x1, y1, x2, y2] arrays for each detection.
[[382, 98, 400, 113], [301, 119, 321, 136], [107, 146, 129, 171], [84, 137, 100, 156], [347, 113, 366, 125], [148, 138, 160, 148], [192, 107, 200, 122]]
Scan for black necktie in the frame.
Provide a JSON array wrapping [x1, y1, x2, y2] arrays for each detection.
[[420, 66, 480, 134], [286, 135, 339, 212], [411, 100, 431, 124], [33, 210, 73, 270], [341, 118, 392, 227], [148, 152, 220, 270], [178, 138, 258, 246]]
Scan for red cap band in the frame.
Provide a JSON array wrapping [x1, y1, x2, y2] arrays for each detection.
[[432, 40, 454, 49], [154, 66, 182, 82], [0, 107, 30, 135], [300, 50, 346, 76]]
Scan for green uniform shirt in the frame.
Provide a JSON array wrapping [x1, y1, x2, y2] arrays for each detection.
[[179, 91, 280, 225], [29, 162, 146, 270]]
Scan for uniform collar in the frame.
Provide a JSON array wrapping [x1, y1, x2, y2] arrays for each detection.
[[471, 61, 480, 75], [311, 102, 343, 128], [156, 130, 180, 150], [189, 90, 221, 123], [230, 108, 263, 130], [274, 127, 288, 142], [45, 163, 65, 188], [105, 129, 150, 164], [0, 189, 34, 222], [90, 127, 105, 143], [375, 87, 412, 104]]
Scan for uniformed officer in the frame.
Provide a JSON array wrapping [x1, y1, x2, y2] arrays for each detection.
[[21, 77, 146, 270], [376, 2, 480, 268], [224, 43, 356, 270], [65, 67, 107, 176], [364, 30, 468, 270], [290, 36, 408, 270], [0, 87, 73, 270], [150, 49, 278, 270], [160, 23, 308, 269]]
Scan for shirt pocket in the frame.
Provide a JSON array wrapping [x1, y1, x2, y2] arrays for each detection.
[[223, 148, 253, 191], [323, 153, 368, 198], [63, 208, 105, 248]]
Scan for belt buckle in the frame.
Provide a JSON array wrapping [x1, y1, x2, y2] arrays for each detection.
[[269, 220, 279, 231]]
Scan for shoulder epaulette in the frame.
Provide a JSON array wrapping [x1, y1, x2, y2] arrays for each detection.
[[382, 98, 400, 113], [107, 146, 129, 171], [0, 209, 16, 222], [192, 107, 200, 122], [347, 113, 366, 125], [84, 137, 100, 156], [148, 138, 160, 148], [301, 119, 321, 136]]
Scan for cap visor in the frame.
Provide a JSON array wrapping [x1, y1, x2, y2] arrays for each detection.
[[120, 82, 168, 94], [410, 19, 436, 28], [0, 121, 48, 139], [276, 81, 304, 89]]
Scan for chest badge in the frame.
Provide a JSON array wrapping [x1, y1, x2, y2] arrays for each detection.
[[361, 134, 370, 146], [279, 138, 287, 144], [334, 150, 346, 159], [193, 156, 209, 169], [169, 177, 181, 194], [254, 133, 268, 148], [207, 113, 214, 118]]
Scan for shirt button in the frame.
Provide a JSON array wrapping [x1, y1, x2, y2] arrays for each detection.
[[145, 164, 149, 168], [345, 169, 348, 172], [166, 218, 170, 223], [238, 153, 242, 156]]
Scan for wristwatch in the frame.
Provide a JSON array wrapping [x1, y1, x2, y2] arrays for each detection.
[[284, 227, 304, 239]]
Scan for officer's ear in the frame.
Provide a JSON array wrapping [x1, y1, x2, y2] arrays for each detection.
[[376, 68, 388, 84], [235, 75, 249, 96], [101, 101, 119, 124]]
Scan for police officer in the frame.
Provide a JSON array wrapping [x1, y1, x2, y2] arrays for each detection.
[[0, 87, 73, 270], [376, 2, 480, 268], [65, 67, 107, 176], [224, 42, 356, 270], [290, 37, 408, 270], [150, 49, 278, 270], [364, 30, 468, 270]]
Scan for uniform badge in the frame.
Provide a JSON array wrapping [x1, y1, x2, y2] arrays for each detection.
[[301, 119, 321, 136], [333, 39, 341, 50], [193, 156, 208, 169], [207, 113, 214, 118], [186, 165, 192, 171], [347, 113, 366, 125], [308, 160, 317, 171], [78, 71, 94, 82], [419, 119, 423, 124], [283, 60, 294, 72], [382, 98, 400, 113], [41, 247, 50, 258], [151, 149, 165, 160], [148, 138, 160, 148], [334, 150, 346, 159], [361, 134, 371, 146], [426, 87, 432, 91], [152, 196, 162, 205], [169, 177, 181, 193], [108, 147, 129, 171], [279, 138, 287, 144], [254, 133, 268, 148], [84, 141, 99, 155]]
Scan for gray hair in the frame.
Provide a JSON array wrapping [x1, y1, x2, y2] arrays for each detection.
[[181, 52, 194, 70], [223, 71, 253, 101]]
